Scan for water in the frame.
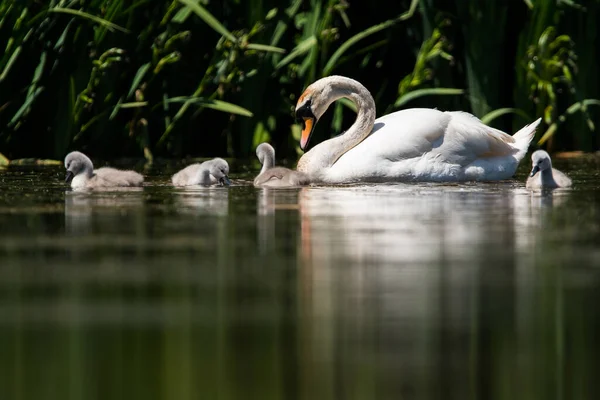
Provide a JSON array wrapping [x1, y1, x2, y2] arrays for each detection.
[[1, 157, 600, 400]]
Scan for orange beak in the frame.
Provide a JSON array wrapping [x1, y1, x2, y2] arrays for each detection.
[[300, 117, 314, 150]]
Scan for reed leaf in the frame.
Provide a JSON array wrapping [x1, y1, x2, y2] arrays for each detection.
[[0, 46, 22, 82], [245, 43, 285, 53], [275, 36, 317, 70], [166, 97, 253, 117], [537, 99, 600, 145], [394, 88, 464, 109], [8, 87, 44, 128], [49, 8, 129, 33], [323, 18, 397, 76], [481, 108, 531, 125], [176, 0, 236, 43], [127, 63, 150, 99], [323, 1, 420, 75]]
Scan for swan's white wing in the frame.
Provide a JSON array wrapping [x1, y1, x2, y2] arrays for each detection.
[[327, 108, 534, 182], [338, 109, 521, 166]]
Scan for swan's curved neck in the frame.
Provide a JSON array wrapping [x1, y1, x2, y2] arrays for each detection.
[[298, 77, 376, 174]]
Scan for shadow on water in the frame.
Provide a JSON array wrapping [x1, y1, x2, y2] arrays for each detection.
[[0, 160, 599, 399]]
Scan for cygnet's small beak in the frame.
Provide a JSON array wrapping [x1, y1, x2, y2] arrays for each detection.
[[220, 175, 231, 186], [65, 170, 74, 183], [529, 165, 540, 177]]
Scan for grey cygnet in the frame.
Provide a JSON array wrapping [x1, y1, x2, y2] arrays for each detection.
[[526, 150, 572, 189], [171, 158, 231, 187], [253, 143, 310, 187], [64, 151, 144, 189]]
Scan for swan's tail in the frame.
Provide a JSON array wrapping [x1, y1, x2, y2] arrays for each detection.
[[512, 117, 542, 160]]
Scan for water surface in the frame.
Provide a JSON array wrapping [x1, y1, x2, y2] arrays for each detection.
[[1, 158, 599, 400]]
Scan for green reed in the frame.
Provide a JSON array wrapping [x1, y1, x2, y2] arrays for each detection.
[[0, 0, 598, 162]]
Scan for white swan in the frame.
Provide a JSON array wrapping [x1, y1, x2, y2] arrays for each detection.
[[64, 151, 144, 189], [171, 158, 231, 186], [294, 76, 542, 183], [254, 143, 310, 187], [526, 150, 572, 189]]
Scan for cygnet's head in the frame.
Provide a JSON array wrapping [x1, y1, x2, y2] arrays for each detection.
[[529, 150, 552, 177], [207, 158, 231, 186], [64, 151, 94, 183]]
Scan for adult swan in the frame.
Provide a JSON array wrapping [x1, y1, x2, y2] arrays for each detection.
[[294, 76, 541, 183]]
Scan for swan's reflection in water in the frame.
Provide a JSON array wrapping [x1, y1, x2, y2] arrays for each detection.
[[289, 183, 584, 397]]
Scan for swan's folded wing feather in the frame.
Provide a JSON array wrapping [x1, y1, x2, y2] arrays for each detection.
[[440, 111, 517, 164]]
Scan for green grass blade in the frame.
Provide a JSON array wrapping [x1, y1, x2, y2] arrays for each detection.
[[127, 62, 150, 99], [275, 35, 317, 70], [323, 1, 420, 76], [176, 0, 236, 43], [0, 47, 21, 82], [166, 97, 253, 117], [270, 0, 302, 47], [8, 87, 44, 128], [117, 101, 149, 108], [399, 0, 421, 21], [172, 6, 192, 23], [481, 107, 531, 125], [49, 8, 129, 33], [394, 88, 464, 109], [27, 51, 46, 97], [537, 99, 600, 145], [323, 19, 397, 75], [245, 43, 285, 53]]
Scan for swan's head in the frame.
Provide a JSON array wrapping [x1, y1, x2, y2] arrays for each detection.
[[207, 158, 231, 186], [64, 151, 93, 183], [295, 76, 366, 151], [295, 77, 344, 151], [529, 150, 552, 177]]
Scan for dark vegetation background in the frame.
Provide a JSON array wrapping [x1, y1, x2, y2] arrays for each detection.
[[0, 0, 598, 163]]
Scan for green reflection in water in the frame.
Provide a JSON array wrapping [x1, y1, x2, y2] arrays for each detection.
[[0, 158, 599, 400]]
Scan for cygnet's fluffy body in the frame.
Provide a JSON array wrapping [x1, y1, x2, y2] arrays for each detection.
[[64, 151, 144, 189], [526, 150, 572, 189], [172, 158, 231, 187], [253, 143, 310, 187]]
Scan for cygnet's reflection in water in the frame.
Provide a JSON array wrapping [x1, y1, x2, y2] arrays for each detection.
[[256, 187, 303, 254], [173, 186, 229, 216], [292, 183, 575, 396], [512, 186, 572, 250], [64, 187, 145, 236]]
